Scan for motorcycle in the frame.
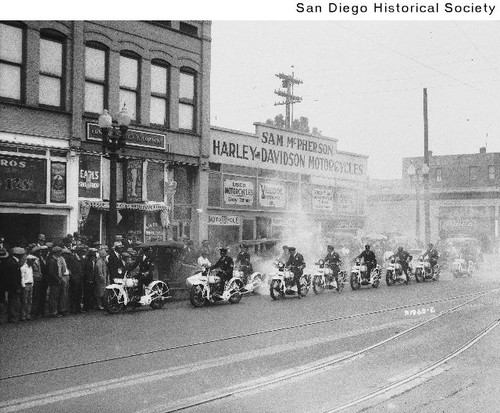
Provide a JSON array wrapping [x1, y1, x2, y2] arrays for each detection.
[[105, 269, 171, 314], [350, 259, 381, 290], [186, 267, 244, 307], [452, 257, 474, 278], [269, 260, 310, 300], [385, 257, 410, 286], [233, 264, 266, 294], [414, 256, 439, 282], [312, 259, 346, 294]]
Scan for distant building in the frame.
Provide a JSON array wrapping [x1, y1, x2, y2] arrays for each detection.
[[366, 147, 500, 252]]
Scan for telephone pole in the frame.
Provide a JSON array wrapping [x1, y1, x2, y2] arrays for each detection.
[[423, 88, 431, 245], [274, 71, 303, 129]]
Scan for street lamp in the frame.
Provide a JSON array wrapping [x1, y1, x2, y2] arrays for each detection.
[[98, 106, 131, 247]]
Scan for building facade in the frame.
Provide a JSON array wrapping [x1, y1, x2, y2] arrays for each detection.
[[366, 147, 500, 252], [207, 123, 368, 252], [0, 20, 211, 246]]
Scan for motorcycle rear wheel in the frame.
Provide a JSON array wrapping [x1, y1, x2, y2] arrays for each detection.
[[105, 289, 124, 314], [300, 276, 310, 297], [415, 268, 424, 283], [386, 271, 395, 286], [270, 280, 284, 300], [149, 282, 169, 309], [350, 273, 360, 290], [228, 280, 243, 304], [190, 285, 206, 308]]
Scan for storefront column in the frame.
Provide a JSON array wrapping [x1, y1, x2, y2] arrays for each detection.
[[191, 165, 209, 245], [495, 205, 499, 253], [66, 153, 80, 235]]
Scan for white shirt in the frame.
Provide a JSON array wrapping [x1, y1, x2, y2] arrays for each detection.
[[21, 264, 34, 286], [197, 256, 211, 267]]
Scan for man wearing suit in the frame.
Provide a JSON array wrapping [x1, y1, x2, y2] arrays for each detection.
[[107, 241, 125, 281], [4, 247, 25, 322]]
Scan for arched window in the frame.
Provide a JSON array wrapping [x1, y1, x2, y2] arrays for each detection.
[[85, 42, 108, 114], [39, 29, 65, 108], [150, 59, 169, 126], [0, 22, 25, 102], [120, 51, 140, 121]]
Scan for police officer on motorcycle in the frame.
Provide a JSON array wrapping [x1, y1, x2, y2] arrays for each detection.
[[210, 247, 234, 293], [235, 243, 253, 283], [286, 247, 306, 299], [128, 246, 155, 296], [324, 245, 341, 291], [356, 244, 377, 280], [423, 243, 439, 275], [390, 246, 412, 282]]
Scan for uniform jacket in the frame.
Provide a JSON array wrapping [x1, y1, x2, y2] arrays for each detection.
[[63, 252, 83, 282], [324, 251, 341, 267], [129, 254, 155, 277], [357, 250, 377, 264], [211, 255, 234, 278], [286, 252, 306, 274]]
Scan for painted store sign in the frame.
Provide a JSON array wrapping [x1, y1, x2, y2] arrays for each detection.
[[312, 188, 334, 211], [79, 154, 101, 199], [211, 125, 367, 182], [87, 123, 166, 150], [0, 155, 47, 204], [259, 182, 286, 208], [223, 179, 254, 206], [208, 215, 241, 226]]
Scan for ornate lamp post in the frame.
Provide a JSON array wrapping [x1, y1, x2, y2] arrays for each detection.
[[98, 106, 131, 247]]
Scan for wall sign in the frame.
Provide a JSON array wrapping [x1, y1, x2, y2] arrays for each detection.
[[208, 215, 241, 226], [0, 154, 47, 204], [312, 188, 334, 211], [259, 182, 286, 208], [50, 162, 67, 203], [79, 154, 101, 198], [145, 212, 164, 242], [126, 159, 143, 202], [223, 179, 254, 206], [87, 123, 166, 150]]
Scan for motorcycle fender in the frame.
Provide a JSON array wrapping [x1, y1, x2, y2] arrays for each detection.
[[146, 280, 169, 296], [106, 284, 128, 306]]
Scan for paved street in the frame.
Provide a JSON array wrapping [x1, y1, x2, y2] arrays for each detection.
[[1, 257, 499, 413]]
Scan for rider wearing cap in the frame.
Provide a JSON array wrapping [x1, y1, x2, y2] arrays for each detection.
[[356, 244, 377, 280], [210, 247, 234, 292], [286, 247, 306, 299], [422, 243, 439, 275], [389, 246, 412, 280], [128, 246, 155, 295], [324, 245, 342, 290], [235, 243, 253, 282]]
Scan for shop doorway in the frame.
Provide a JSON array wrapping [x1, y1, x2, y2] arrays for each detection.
[[0, 213, 67, 246]]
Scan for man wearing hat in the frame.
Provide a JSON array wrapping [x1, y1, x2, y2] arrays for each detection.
[[210, 247, 234, 294], [324, 245, 342, 291], [36, 234, 46, 247], [128, 246, 156, 296], [108, 241, 125, 281], [20, 255, 36, 321], [82, 248, 98, 312], [0, 247, 10, 323], [63, 245, 84, 314], [46, 246, 65, 317], [235, 244, 253, 283], [356, 244, 378, 281], [4, 247, 25, 322], [285, 247, 306, 299]]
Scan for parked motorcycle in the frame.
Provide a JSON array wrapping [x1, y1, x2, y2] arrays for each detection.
[[269, 260, 310, 300], [350, 259, 381, 290], [186, 267, 244, 307], [233, 264, 266, 294], [105, 269, 171, 314], [312, 259, 346, 294], [452, 257, 474, 278], [385, 257, 410, 286], [414, 256, 439, 282]]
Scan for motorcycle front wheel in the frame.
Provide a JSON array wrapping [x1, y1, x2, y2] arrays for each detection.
[[190, 285, 206, 308], [350, 273, 360, 290], [270, 280, 284, 300], [312, 276, 325, 295], [149, 282, 169, 309], [415, 268, 424, 283], [228, 280, 243, 304], [386, 271, 394, 286], [105, 288, 124, 314]]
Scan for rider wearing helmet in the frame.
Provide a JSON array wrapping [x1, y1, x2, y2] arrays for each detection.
[[324, 245, 341, 291], [210, 247, 234, 292], [356, 244, 377, 280], [286, 247, 306, 299]]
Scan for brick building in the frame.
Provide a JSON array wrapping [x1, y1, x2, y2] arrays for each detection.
[[0, 21, 211, 246], [366, 147, 500, 252]]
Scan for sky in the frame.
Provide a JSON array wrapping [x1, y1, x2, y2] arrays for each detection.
[[210, 20, 500, 180]]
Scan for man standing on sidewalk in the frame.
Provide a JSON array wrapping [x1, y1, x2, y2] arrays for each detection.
[[4, 247, 25, 323]]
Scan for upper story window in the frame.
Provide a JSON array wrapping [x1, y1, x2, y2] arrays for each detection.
[[436, 167, 442, 182], [150, 60, 169, 126], [179, 69, 196, 131], [85, 43, 108, 114], [469, 166, 478, 181], [119, 52, 139, 121], [179, 22, 198, 37], [0, 23, 25, 101], [488, 165, 495, 180], [39, 30, 64, 108]]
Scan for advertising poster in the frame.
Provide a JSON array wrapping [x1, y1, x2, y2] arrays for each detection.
[[312, 188, 334, 211], [0, 155, 47, 204], [223, 179, 254, 206], [336, 188, 358, 215], [79, 154, 101, 198], [145, 212, 164, 242], [126, 159, 143, 202], [50, 162, 67, 203], [208, 215, 241, 226], [259, 182, 286, 208]]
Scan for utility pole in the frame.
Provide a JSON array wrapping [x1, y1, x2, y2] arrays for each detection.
[[274, 71, 303, 129], [423, 88, 431, 246]]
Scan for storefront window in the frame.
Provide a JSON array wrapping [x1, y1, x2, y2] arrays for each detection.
[[117, 210, 143, 242]]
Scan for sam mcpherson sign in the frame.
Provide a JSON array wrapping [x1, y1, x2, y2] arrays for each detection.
[[211, 124, 367, 181]]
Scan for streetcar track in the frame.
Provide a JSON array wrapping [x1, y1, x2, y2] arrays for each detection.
[[0, 289, 494, 381], [323, 317, 500, 413], [115, 291, 493, 413]]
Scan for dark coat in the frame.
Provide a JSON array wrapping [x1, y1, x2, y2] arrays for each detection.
[[107, 250, 125, 279], [286, 252, 306, 275], [63, 252, 83, 282], [46, 255, 61, 286], [3, 256, 22, 292], [357, 250, 377, 265], [324, 251, 341, 267], [82, 257, 97, 283], [210, 255, 234, 279]]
